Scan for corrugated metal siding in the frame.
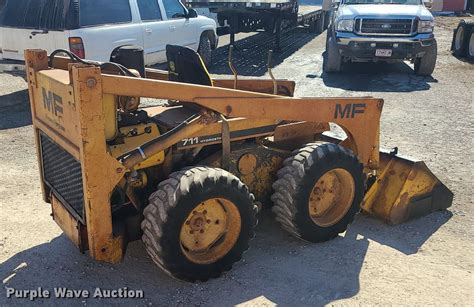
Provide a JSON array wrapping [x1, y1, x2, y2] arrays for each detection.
[[443, 0, 466, 11], [432, 0, 467, 11]]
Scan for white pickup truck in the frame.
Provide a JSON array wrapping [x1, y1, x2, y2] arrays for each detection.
[[0, 0, 218, 66], [324, 0, 437, 75]]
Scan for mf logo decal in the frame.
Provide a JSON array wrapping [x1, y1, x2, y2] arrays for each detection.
[[41, 87, 65, 131], [42, 88, 63, 117], [334, 103, 366, 119]]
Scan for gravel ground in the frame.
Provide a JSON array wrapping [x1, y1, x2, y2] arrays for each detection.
[[0, 17, 473, 306]]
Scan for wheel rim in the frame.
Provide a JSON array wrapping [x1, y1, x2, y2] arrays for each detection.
[[469, 33, 474, 56], [180, 198, 241, 264], [308, 168, 355, 227], [455, 27, 464, 51]]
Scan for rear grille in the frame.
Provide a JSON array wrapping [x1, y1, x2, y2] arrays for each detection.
[[40, 132, 85, 222], [357, 18, 416, 35]]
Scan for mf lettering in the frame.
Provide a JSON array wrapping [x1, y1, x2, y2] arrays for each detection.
[[334, 103, 366, 119], [42, 88, 63, 117]]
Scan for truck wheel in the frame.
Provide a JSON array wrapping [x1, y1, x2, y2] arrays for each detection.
[[316, 14, 325, 33], [198, 34, 212, 67], [324, 34, 342, 73], [453, 20, 470, 57], [271, 142, 364, 243], [142, 167, 257, 281], [414, 39, 437, 76], [468, 30, 474, 61]]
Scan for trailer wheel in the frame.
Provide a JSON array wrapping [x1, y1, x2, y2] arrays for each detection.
[[414, 39, 437, 76], [468, 30, 474, 61], [453, 20, 470, 57], [142, 167, 257, 282], [271, 142, 364, 243], [315, 13, 325, 33], [324, 34, 342, 73], [198, 34, 212, 67]]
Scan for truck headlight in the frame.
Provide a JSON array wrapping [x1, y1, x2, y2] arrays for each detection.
[[418, 20, 434, 33], [336, 19, 354, 32]]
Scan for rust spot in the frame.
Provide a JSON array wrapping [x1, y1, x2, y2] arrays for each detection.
[[408, 170, 418, 181], [399, 192, 409, 206], [86, 78, 97, 89], [377, 100, 384, 110], [399, 171, 408, 181]]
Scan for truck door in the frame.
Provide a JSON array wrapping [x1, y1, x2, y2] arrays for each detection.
[[160, 0, 199, 51], [137, 0, 170, 64]]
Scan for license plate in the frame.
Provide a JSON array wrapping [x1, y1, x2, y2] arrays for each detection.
[[375, 49, 392, 57]]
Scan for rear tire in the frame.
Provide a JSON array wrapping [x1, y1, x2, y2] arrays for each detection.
[[198, 34, 212, 67], [468, 30, 474, 61], [271, 142, 364, 243], [324, 33, 342, 73], [414, 39, 437, 76], [142, 167, 257, 281], [453, 20, 470, 57]]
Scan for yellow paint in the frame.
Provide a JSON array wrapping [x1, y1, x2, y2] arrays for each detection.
[[361, 152, 441, 224]]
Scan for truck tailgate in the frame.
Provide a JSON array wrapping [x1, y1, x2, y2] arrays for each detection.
[[0, 27, 69, 61]]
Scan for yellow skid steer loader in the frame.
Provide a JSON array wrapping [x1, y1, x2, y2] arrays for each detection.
[[25, 46, 453, 281]]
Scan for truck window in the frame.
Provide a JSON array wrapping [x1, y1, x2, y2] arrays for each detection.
[[162, 0, 186, 19], [0, 0, 77, 30], [138, 0, 163, 21], [80, 0, 132, 27]]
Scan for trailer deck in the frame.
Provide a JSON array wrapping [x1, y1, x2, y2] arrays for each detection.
[[186, 1, 326, 50]]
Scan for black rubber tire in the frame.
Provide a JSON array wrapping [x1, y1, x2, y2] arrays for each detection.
[[452, 20, 470, 57], [414, 39, 437, 76], [468, 30, 474, 61], [198, 34, 212, 67], [265, 19, 276, 34], [315, 14, 325, 34], [324, 11, 331, 30], [309, 18, 317, 33], [142, 167, 257, 282], [271, 142, 364, 243], [324, 32, 342, 73]]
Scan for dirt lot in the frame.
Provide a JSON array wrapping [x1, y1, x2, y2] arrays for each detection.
[[1, 17, 473, 306]]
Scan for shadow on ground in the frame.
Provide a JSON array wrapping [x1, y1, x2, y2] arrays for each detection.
[[320, 55, 438, 92], [0, 91, 31, 130], [209, 28, 319, 76], [0, 210, 451, 305]]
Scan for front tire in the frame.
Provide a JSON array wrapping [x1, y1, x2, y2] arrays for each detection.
[[324, 33, 342, 73], [198, 34, 213, 67], [142, 167, 257, 281], [414, 39, 437, 76], [271, 142, 364, 243]]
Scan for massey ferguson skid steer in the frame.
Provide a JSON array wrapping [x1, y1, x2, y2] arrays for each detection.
[[25, 47, 453, 281]]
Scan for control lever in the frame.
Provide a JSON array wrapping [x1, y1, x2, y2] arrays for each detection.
[[267, 50, 278, 95], [228, 45, 238, 89]]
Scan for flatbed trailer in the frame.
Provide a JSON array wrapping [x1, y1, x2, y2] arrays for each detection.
[[185, 0, 327, 50]]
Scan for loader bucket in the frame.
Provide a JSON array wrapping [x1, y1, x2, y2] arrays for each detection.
[[361, 149, 453, 224]]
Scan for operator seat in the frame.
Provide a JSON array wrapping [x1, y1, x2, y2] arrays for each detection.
[[147, 45, 213, 130], [166, 44, 213, 87]]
